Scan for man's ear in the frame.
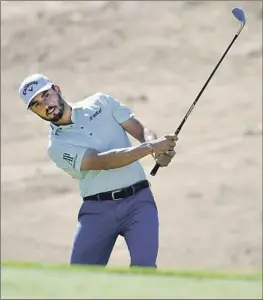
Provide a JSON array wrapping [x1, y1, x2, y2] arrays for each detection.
[[54, 84, 61, 95]]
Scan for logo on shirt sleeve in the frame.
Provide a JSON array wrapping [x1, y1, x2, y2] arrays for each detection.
[[63, 153, 78, 168]]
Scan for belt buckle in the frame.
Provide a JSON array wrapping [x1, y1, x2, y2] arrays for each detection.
[[112, 189, 122, 200]]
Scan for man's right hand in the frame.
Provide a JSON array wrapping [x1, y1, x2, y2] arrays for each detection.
[[151, 134, 178, 155]]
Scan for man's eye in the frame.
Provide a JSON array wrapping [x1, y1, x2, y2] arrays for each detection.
[[34, 102, 40, 108]]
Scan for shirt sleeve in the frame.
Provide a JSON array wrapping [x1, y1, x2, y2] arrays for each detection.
[[104, 94, 135, 123], [48, 140, 87, 179]]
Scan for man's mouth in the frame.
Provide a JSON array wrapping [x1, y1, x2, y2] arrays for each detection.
[[47, 107, 56, 115]]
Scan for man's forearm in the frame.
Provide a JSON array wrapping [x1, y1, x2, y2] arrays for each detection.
[[98, 142, 154, 169], [81, 142, 154, 171]]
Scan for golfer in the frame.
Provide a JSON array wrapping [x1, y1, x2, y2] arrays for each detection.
[[19, 73, 177, 267]]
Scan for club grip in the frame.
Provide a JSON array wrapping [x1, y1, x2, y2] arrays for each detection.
[[150, 163, 160, 176]]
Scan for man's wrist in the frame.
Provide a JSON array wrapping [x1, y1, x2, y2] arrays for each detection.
[[142, 128, 158, 159], [148, 142, 157, 160], [149, 142, 154, 154]]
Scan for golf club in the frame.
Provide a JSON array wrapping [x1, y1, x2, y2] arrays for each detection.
[[150, 7, 246, 176]]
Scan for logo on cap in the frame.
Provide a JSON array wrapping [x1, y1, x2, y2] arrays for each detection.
[[22, 80, 38, 96]]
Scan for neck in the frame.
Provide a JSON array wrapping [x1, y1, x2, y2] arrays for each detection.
[[52, 102, 73, 126]]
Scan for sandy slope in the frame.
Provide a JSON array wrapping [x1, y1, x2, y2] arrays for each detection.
[[1, 1, 262, 271]]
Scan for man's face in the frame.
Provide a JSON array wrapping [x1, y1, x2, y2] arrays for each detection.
[[29, 85, 65, 122]]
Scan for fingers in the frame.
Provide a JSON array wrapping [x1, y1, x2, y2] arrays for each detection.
[[165, 150, 176, 158], [153, 133, 178, 155], [165, 134, 178, 141], [165, 134, 178, 150], [168, 140, 176, 148], [156, 152, 176, 167], [156, 157, 170, 167]]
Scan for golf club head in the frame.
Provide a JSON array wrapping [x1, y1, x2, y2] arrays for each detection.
[[232, 8, 246, 24]]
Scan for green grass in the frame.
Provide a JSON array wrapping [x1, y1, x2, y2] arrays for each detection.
[[1, 261, 262, 299]]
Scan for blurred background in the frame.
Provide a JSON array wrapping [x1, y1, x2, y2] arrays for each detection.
[[1, 1, 262, 272]]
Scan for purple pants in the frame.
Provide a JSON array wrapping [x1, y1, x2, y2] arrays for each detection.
[[70, 187, 159, 267]]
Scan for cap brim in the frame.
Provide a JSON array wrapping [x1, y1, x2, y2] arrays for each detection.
[[27, 82, 53, 109]]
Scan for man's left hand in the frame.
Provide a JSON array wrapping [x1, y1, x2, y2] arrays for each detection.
[[155, 150, 176, 167]]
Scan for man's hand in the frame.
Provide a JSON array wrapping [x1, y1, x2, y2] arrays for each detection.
[[151, 134, 178, 154], [154, 150, 176, 167]]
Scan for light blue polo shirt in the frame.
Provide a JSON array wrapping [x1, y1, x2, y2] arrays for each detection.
[[47, 93, 146, 198]]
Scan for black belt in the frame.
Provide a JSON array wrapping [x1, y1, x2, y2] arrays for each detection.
[[83, 180, 150, 201]]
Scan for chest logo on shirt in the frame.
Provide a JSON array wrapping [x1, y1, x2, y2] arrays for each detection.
[[89, 107, 102, 121]]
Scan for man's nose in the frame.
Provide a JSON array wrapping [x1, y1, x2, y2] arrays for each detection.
[[44, 103, 51, 110], [43, 98, 51, 107]]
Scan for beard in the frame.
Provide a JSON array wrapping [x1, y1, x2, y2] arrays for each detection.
[[39, 94, 65, 123]]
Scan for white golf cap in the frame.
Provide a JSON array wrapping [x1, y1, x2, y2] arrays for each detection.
[[19, 73, 53, 108]]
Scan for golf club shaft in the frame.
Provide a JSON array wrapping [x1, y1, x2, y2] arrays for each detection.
[[150, 26, 244, 176]]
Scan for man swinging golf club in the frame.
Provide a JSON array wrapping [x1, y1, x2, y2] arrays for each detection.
[[19, 73, 177, 267]]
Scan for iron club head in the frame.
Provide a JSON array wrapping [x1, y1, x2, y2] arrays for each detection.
[[232, 8, 246, 24]]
